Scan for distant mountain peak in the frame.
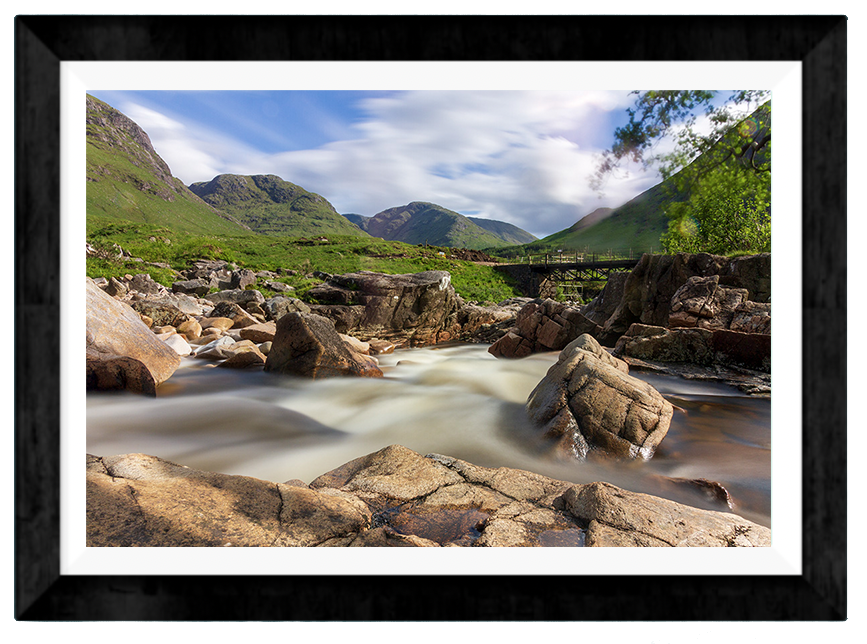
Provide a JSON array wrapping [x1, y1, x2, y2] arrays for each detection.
[[344, 202, 536, 249]]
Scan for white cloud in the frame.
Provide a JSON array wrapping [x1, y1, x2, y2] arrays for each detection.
[[123, 91, 665, 238]]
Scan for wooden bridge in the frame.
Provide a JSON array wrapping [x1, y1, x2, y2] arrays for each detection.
[[494, 252, 641, 300]]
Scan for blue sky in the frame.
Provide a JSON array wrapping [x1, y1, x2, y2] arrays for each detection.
[[89, 89, 718, 237]]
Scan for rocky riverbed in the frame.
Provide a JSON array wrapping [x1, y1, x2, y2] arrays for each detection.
[[85, 251, 771, 547]]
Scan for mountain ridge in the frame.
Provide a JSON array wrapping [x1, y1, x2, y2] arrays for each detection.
[[188, 174, 369, 238], [343, 203, 536, 249], [85, 94, 250, 235]]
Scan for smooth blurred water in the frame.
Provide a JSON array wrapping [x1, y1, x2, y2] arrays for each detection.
[[87, 343, 771, 526]]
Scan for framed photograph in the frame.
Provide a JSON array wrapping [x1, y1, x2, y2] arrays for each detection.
[[15, 14, 846, 620]]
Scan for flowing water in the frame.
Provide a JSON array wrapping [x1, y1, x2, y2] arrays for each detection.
[[87, 343, 771, 527]]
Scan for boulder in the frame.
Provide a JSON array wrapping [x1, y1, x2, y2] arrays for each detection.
[[339, 333, 370, 355], [192, 335, 236, 360], [204, 289, 265, 306], [668, 275, 749, 330], [176, 318, 202, 340], [456, 301, 522, 342], [199, 316, 235, 332], [264, 312, 384, 378], [130, 300, 191, 328], [86, 278, 180, 388], [209, 301, 259, 329], [239, 321, 277, 343], [86, 348, 156, 396], [729, 300, 772, 334], [87, 447, 770, 547], [162, 334, 192, 357], [560, 482, 769, 547], [218, 348, 266, 369], [264, 280, 294, 293], [172, 279, 210, 297], [103, 276, 128, 298], [306, 270, 461, 347], [230, 268, 257, 290], [127, 273, 163, 295], [580, 271, 629, 328], [85, 453, 370, 547], [488, 298, 602, 358], [367, 339, 395, 355], [526, 338, 673, 459], [262, 296, 311, 321]]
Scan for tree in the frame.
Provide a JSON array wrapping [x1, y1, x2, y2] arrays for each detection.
[[593, 90, 771, 255]]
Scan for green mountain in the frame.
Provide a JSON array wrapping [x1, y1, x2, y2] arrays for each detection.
[[189, 174, 369, 238], [85, 94, 249, 235], [467, 217, 538, 245], [346, 202, 536, 249]]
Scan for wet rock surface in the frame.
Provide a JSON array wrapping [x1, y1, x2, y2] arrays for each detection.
[[86, 446, 770, 547]]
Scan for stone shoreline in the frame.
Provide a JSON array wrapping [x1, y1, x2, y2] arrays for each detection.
[[86, 445, 770, 547]]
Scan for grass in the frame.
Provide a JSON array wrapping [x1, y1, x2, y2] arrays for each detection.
[[86, 217, 524, 304]]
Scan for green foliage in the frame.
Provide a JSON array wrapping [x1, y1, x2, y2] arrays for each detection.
[[593, 91, 771, 256], [661, 170, 770, 255]]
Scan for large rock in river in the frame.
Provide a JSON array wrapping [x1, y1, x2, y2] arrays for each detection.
[[86, 446, 769, 547], [86, 278, 180, 389], [264, 311, 383, 378], [306, 270, 460, 347], [526, 334, 673, 459]]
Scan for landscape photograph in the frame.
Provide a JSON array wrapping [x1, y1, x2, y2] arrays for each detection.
[[84, 88, 773, 549]]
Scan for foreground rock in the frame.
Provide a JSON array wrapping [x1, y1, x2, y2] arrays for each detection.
[[264, 311, 383, 378], [526, 335, 673, 460], [86, 278, 180, 392], [307, 270, 461, 347], [86, 446, 770, 547], [488, 298, 602, 358]]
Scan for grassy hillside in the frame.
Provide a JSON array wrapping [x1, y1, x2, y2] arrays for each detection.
[[539, 182, 679, 254], [189, 174, 369, 238], [86, 217, 522, 304], [86, 95, 249, 236]]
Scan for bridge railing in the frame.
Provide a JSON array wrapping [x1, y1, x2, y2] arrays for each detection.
[[501, 247, 656, 265]]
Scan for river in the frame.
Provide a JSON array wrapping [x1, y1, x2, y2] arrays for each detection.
[[86, 343, 771, 528]]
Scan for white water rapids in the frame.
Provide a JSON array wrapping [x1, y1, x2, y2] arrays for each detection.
[[86, 343, 771, 527]]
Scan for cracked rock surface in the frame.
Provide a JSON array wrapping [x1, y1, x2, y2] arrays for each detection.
[[86, 445, 769, 547]]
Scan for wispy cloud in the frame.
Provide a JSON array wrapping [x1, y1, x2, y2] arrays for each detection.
[[120, 91, 664, 238]]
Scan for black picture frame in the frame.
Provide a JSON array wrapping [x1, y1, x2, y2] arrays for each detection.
[[15, 15, 846, 621]]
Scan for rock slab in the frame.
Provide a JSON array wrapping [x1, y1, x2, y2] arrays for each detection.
[[86, 446, 770, 548]]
